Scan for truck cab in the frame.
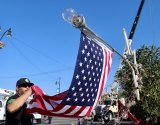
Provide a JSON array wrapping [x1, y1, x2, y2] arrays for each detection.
[[105, 99, 118, 113], [93, 104, 106, 121], [102, 99, 118, 123]]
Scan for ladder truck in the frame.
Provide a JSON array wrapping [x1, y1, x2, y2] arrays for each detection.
[[102, 0, 145, 124]]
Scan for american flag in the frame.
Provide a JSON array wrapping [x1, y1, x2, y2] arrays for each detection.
[[26, 32, 113, 118]]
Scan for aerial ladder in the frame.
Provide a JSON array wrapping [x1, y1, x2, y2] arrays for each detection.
[[110, 0, 145, 123]]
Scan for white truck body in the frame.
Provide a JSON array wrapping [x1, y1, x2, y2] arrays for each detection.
[[0, 88, 42, 123], [0, 99, 6, 122]]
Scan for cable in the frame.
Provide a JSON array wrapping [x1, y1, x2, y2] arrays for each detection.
[[0, 67, 73, 79], [1, 37, 74, 79], [12, 37, 70, 68], [8, 39, 43, 72]]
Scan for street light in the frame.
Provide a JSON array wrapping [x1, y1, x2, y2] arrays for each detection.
[[62, 8, 140, 100], [62, 8, 86, 28], [0, 27, 12, 49]]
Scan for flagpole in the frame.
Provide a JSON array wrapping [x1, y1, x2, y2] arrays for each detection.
[[62, 8, 140, 100]]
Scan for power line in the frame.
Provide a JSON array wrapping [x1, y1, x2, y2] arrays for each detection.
[[8, 39, 43, 72], [12, 37, 70, 68], [0, 67, 73, 79], [1, 35, 75, 79], [2, 38, 74, 79]]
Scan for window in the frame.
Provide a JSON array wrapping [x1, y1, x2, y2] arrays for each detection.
[[0, 101, 2, 107], [104, 100, 112, 105]]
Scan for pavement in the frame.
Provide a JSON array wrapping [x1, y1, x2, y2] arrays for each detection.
[[0, 118, 152, 125]]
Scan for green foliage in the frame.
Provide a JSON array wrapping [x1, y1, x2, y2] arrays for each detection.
[[116, 45, 160, 121]]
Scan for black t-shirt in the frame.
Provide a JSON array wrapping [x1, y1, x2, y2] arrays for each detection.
[[5, 94, 33, 125]]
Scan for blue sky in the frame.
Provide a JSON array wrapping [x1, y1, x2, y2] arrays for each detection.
[[0, 0, 159, 95]]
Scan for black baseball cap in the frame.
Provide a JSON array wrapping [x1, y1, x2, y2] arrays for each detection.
[[16, 78, 34, 87]]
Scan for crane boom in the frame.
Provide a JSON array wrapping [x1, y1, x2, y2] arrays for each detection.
[[129, 0, 145, 40], [110, 0, 145, 98]]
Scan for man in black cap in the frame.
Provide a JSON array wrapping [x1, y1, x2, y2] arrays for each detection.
[[5, 78, 34, 125]]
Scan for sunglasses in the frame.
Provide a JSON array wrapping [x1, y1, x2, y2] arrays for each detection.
[[18, 84, 33, 88]]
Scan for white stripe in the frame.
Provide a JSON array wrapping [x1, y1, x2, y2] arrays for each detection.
[[100, 47, 108, 92], [78, 106, 90, 116], [92, 47, 107, 109], [27, 102, 39, 109], [102, 49, 109, 87], [49, 99, 62, 108], [66, 106, 81, 115], [50, 99, 62, 104], [51, 105, 71, 114], [41, 97, 53, 110], [51, 105, 90, 116], [109, 51, 113, 71]]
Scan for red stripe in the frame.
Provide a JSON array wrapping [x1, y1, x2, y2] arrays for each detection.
[[35, 95, 47, 110], [107, 51, 111, 74], [53, 104, 65, 112], [73, 106, 86, 116], [63, 106, 76, 114], [97, 49, 108, 101], [86, 106, 93, 116], [107, 51, 113, 74], [26, 107, 85, 118]]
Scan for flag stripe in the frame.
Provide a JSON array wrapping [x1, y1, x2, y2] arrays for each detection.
[[97, 48, 108, 102], [73, 106, 86, 116], [66, 106, 82, 115]]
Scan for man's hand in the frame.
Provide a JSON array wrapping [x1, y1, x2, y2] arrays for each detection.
[[7, 87, 34, 113]]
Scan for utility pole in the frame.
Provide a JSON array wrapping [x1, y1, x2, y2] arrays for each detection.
[[55, 77, 61, 93]]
